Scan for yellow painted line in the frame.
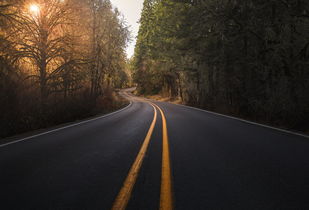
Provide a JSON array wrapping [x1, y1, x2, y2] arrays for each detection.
[[151, 103, 173, 210], [112, 103, 157, 210]]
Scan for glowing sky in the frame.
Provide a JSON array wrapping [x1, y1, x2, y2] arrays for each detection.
[[110, 0, 144, 58]]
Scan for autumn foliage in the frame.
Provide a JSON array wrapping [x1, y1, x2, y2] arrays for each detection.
[[0, 0, 130, 138]]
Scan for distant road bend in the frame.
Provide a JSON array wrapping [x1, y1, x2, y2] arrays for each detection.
[[0, 88, 309, 210]]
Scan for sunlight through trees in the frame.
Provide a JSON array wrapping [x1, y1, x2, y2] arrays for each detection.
[[0, 0, 130, 137]]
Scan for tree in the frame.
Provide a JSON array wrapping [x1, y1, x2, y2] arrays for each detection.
[[7, 0, 83, 109], [0, 0, 130, 137], [133, 0, 309, 129]]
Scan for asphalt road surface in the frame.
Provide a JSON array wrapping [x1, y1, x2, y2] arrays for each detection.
[[0, 89, 308, 210]]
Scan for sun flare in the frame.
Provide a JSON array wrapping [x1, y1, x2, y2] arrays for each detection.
[[29, 4, 40, 15]]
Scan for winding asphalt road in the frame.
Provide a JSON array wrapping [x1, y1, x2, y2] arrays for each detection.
[[0, 89, 309, 210]]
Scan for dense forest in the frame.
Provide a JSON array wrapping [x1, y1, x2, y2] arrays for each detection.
[[133, 0, 309, 132], [0, 0, 130, 138]]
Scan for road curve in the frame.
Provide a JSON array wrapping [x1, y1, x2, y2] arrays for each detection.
[[0, 89, 308, 210]]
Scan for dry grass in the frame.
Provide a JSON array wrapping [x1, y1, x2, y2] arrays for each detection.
[[144, 94, 183, 105]]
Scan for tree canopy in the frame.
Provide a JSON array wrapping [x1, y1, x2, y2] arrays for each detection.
[[0, 0, 130, 137], [133, 0, 309, 129]]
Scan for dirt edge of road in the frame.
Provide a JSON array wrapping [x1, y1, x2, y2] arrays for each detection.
[[142, 93, 309, 137], [0, 91, 130, 144]]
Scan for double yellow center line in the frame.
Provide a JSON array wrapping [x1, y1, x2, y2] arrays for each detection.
[[155, 103, 173, 210], [112, 102, 173, 210]]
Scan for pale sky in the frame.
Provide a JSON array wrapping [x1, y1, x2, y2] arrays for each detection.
[[110, 0, 144, 58]]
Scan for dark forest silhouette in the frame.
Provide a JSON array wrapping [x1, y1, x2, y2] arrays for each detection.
[[132, 0, 309, 133]]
